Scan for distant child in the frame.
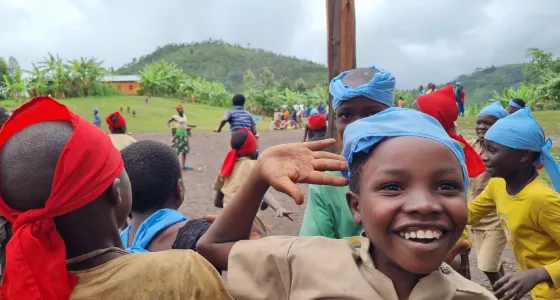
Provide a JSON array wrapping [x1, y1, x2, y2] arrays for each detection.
[[300, 66, 395, 244], [398, 96, 405, 107], [0, 96, 232, 299], [214, 94, 257, 136], [212, 128, 292, 239], [467, 107, 560, 299], [506, 98, 526, 114], [302, 108, 327, 142], [468, 102, 509, 285], [197, 108, 495, 299], [120, 141, 213, 254], [92, 107, 101, 127], [167, 105, 191, 171], [106, 111, 137, 151]]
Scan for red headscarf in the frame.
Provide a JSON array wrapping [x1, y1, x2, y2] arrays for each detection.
[[176, 104, 183, 112], [308, 114, 327, 130], [105, 111, 126, 131], [0, 96, 124, 300], [219, 128, 258, 177], [416, 85, 485, 178]]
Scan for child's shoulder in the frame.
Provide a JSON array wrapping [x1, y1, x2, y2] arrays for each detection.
[[438, 264, 496, 299]]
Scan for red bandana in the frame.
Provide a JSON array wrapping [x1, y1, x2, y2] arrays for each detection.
[[219, 128, 258, 177], [417, 85, 485, 178], [105, 111, 126, 131], [176, 104, 183, 112], [0, 96, 123, 300], [308, 114, 327, 130]]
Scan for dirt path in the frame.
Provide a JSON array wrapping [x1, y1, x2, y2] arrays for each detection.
[[133, 129, 522, 295]]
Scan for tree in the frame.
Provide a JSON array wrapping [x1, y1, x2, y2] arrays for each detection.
[[243, 69, 256, 92], [7, 56, 20, 78], [277, 77, 293, 91], [259, 67, 276, 90], [0, 57, 8, 90], [293, 78, 307, 93]]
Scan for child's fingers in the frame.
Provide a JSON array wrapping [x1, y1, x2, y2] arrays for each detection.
[[271, 176, 305, 205], [303, 139, 336, 151], [305, 171, 348, 186], [205, 215, 218, 223], [312, 151, 347, 161], [312, 158, 348, 172]]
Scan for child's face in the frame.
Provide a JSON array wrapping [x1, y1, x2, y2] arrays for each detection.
[[475, 114, 498, 140], [347, 136, 467, 274], [334, 97, 388, 138], [481, 140, 528, 178]]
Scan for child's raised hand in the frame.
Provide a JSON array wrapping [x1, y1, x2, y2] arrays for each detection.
[[255, 138, 348, 205], [493, 268, 550, 300]]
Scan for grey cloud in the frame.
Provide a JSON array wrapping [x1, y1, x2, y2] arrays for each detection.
[[1, 0, 560, 88]]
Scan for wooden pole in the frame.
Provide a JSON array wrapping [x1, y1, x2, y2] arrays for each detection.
[[326, 0, 356, 153]]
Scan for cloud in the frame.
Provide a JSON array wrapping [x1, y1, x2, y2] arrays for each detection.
[[1, 0, 560, 88]]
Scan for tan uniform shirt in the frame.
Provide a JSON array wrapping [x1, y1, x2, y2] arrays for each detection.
[[227, 236, 496, 300], [468, 140, 502, 231], [108, 134, 137, 151], [70, 249, 233, 300], [213, 158, 256, 205]]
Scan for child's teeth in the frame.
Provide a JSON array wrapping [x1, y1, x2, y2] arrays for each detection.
[[425, 231, 434, 239], [405, 232, 410, 239], [410, 232, 417, 238], [400, 230, 442, 240], [417, 231, 426, 238]]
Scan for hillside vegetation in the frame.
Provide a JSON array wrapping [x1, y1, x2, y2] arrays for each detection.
[[116, 40, 327, 92]]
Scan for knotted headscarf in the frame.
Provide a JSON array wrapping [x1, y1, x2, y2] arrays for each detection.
[[329, 66, 396, 110], [219, 128, 258, 177], [479, 102, 509, 119], [106, 111, 127, 131], [176, 104, 183, 112], [342, 107, 469, 188], [485, 107, 560, 191], [508, 100, 523, 110], [0, 96, 124, 300], [416, 85, 485, 178], [308, 114, 327, 130]]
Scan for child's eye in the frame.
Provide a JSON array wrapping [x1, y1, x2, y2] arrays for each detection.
[[436, 182, 458, 191], [380, 183, 403, 191], [340, 113, 351, 120]]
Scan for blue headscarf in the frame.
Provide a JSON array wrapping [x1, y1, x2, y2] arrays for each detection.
[[310, 108, 319, 116], [508, 100, 523, 110], [485, 107, 560, 192], [341, 107, 469, 188], [479, 101, 508, 119], [329, 66, 396, 110], [93, 107, 99, 112], [120, 208, 188, 253]]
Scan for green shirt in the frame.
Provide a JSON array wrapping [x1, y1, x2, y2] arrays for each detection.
[[300, 171, 364, 244]]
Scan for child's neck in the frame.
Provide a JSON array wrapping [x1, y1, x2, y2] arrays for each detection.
[[371, 247, 424, 300], [504, 167, 537, 196]]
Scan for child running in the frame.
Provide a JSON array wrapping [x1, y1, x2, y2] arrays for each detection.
[[468, 102, 509, 285], [467, 107, 560, 299], [106, 111, 137, 150], [300, 66, 395, 244], [0, 96, 232, 299], [302, 108, 327, 142], [197, 108, 495, 300], [213, 128, 292, 239]]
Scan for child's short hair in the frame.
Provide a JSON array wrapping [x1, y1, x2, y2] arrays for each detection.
[[121, 141, 181, 212], [348, 150, 372, 194], [232, 94, 246, 107]]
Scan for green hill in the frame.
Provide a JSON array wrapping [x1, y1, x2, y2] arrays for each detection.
[[116, 40, 327, 92], [453, 63, 526, 105]]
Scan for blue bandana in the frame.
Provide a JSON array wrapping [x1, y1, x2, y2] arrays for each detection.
[[508, 100, 523, 110], [485, 107, 560, 192], [341, 107, 468, 188], [479, 102, 508, 119], [329, 66, 396, 110]]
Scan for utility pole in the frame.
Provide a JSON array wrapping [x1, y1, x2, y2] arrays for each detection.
[[326, 0, 356, 153]]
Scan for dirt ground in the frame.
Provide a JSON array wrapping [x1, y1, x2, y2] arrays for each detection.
[[133, 129, 526, 297]]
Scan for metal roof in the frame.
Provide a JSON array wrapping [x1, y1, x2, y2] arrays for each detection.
[[101, 75, 141, 82]]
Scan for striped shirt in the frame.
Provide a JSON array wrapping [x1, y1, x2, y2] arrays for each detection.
[[226, 106, 255, 132]]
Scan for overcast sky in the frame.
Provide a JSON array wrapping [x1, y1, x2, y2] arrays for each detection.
[[2, 0, 560, 88]]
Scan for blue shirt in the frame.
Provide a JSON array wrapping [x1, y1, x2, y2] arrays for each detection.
[[93, 114, 101, 127], [226, 106, 255, 132]]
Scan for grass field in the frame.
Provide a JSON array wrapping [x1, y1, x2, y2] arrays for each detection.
[[0, 96, 270, 134]]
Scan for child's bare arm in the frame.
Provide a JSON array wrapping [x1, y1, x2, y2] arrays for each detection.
[[197, 139, 348, 271], [263, 190, 293, 220]]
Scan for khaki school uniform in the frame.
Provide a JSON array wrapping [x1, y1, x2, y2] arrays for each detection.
[[70, 248, 233, 299], [227, 236, 496, 300], [108, 134, 137, 151], [468, 140, 507, 273]]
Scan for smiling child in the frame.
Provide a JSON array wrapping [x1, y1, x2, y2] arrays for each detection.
[[197, 108, 495, 300]]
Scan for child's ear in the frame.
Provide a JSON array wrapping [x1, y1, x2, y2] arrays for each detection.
[[110, 177, 122, 207], [346, 191, 362, 225], [176, 178, 184, 201], [519, 149, 532, 164]]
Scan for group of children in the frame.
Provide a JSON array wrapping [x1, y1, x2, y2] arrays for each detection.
[[0, 62, 558, 300]]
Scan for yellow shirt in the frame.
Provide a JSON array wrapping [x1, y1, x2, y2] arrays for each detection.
[[468, 177, 560, 299], [227, 236, 494, 300], [213, 158, 256, 204], [108, 134, 137, 151], [70, 249, 232, 299], [468, 140, 501, 231]]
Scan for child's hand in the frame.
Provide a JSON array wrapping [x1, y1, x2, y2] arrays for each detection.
[[255, 139, 348, 205], [444, 240, 470, 265], [275, 208, 294, 221], [493, 268, 550, 300]]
